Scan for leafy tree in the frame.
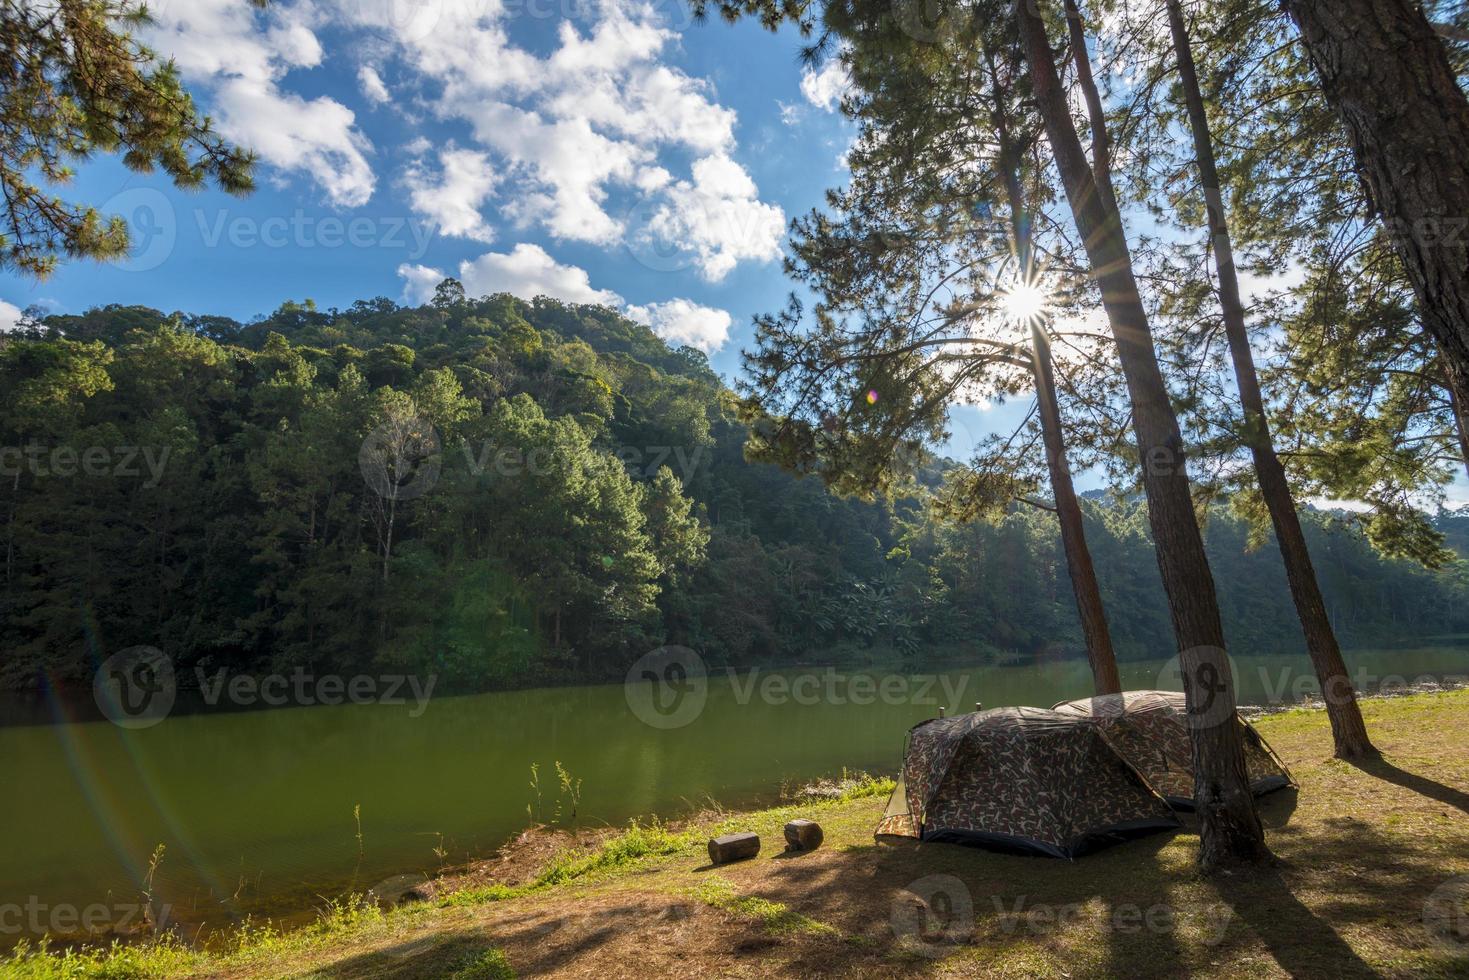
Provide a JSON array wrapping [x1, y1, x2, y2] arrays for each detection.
[[1279, 0, 1469, 409], [1160, 0, 1374, 756], [1019, 0, 1268, 868], [740, 3, 1125, 692], [0, 0, 255, 276]]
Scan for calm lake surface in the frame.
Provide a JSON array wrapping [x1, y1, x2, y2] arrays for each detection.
[[2, 646, 1467, 942]]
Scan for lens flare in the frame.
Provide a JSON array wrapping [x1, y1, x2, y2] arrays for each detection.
[[1000, 281, 1049, 326]]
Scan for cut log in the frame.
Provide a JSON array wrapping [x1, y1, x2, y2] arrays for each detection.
[[708, 832, 760, 865], [783, 819, 823, 852]]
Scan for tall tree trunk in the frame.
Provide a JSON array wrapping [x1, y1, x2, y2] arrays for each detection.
[[1063, 0, 1118, 214], [991, 96, 1122, 695], [1168, 0, 1375, 758], [1015, 0, 1267, 870], [1281, 0, 1469, 415], [1031, 323, 1123, 694], [1446, 364, 1469, 480]]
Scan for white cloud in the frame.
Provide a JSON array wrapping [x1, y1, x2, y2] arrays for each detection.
[[144, 1, 376, 207], [370, 0, 781, 275], [403, 147, 498, 242], [0, 299, 24, 332], [455, 244, 623, 306], [398, 248, 733, 354], [800, 57, 851, 112], [778, 100, 803, 126], [397, 263, 446, 305], [136, 0, 785, 278], [212, 78, 375, 207], [358, 65, 390, 105], [625, 299, 733, 353], [644, 153, 786, 281]]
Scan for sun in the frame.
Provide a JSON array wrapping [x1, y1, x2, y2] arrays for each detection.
[[999, 280, 1050, 326]]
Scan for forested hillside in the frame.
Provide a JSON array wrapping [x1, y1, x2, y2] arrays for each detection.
[[2, 290, 1466, 694]]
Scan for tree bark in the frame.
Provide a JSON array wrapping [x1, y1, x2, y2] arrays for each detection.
[[1063, 0, 1118, 214], [1031, 322, 1122, 695], [1281, 0, 1469, 418], [1447, 363, 1469, 480], [1167, 0, 1375, 759], [991, 91, 1122, 696], [1015, 0, 1267, 870]]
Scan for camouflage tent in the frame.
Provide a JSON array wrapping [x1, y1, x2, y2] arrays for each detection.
[[1051, 690, 1293, 809], [875, 707, 1181, 858]]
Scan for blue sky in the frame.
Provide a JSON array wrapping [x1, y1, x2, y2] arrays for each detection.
[[0, 0, 859, 386], [0, 0, 1460, 505]]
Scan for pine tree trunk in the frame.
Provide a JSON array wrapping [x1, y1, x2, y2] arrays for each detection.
[[1063, 0, 1118, 214], [1015, 0, 1267, 871], [1167, 0, 1376, 759], [1447, 365, 1469, 480], [991, 96, 1122, 696], [1281, 0, 1469, 410], [1032, 323, 1123, 695]]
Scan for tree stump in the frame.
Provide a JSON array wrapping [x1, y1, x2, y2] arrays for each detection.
[[707, 832, 760, 865], [783, 819, 823, 852]]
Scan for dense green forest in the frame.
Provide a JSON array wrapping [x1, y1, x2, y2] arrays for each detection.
[[2, 290, 1466, 694]]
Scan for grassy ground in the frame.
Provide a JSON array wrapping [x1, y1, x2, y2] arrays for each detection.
[[8, 690, 1469, 979]]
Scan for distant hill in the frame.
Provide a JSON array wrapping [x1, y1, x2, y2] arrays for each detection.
[[2, 292, 1466, 693]]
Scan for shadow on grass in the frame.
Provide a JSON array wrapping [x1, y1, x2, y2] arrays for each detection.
[[1214, 868, 1378, 980], [290, 763, 1469, 979], [286, 930, 504, 980], [1349, 754, 1469, 815]]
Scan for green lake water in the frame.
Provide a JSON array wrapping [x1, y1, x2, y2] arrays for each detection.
[[2, 646, 1466, 942]]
